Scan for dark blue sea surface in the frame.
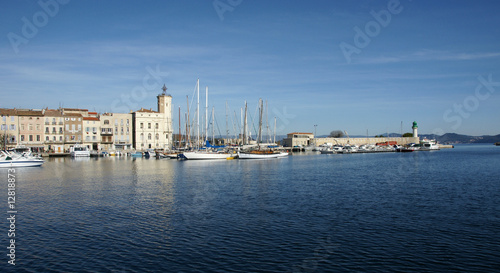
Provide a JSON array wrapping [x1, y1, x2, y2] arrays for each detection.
[[2, 144, 500, 272]]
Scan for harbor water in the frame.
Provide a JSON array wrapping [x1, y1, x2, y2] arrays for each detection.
[[2, 144, 500, 272]]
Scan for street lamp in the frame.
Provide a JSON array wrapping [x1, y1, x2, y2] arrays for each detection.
[[314, 124, 317, 147]]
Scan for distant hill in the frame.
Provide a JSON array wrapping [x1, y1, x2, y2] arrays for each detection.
[[419, 133, 500, 144], [314, 132, 500, 144]]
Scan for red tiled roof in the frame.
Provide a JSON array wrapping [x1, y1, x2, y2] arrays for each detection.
[[83, 117, 100, 121], [17, 109, 44, 116], [44, 109, 63, 117], [134, 108, 158, 113], [63, 113, 83, 117]]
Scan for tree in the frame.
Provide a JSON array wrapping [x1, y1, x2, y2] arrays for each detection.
[[402, 132, 413, 137], [329, 130, 344, 138], [0, 133, 7, 150]]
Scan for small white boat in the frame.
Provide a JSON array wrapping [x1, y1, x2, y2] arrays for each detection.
[[237, 150, 282, 159], [183, 151, 233, 160], [70, 145, 90, 157], [0, 151, 44, 168], [144, 149, 156, 158], [421, 139, 440, 150]]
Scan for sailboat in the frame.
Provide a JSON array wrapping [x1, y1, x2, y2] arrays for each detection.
[[181, 83, 234, 160], [237, 99, 285, 159]]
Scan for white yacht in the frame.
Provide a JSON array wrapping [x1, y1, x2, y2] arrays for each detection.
[[0, 150, 44, 168], [70, 145, 90, 157], [421, 139, 440, 150]]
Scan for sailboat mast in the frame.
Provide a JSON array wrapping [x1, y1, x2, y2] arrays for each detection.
[[243, 102, 247, 145], [225, 101, 229, 144], [196, 79, 200, 149], [258, 98, 263, 144], [212, 107, 215, 144], [205, 86, 208, 142], [178, 106, 181, 149], [274, 116, 276, 144], [186, 95, 191, 148]]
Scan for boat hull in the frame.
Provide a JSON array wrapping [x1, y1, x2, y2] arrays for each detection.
[[237, 152, 282, 159], [183, 152, 233, 160], [0, 160, 44, 168]]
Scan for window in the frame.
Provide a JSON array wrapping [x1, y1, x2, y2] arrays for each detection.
[[140, 133, 144, 141], [140, 123, 144, 129], [126, 119, 129, 125], [37, 135, 40, 142], [72, 124, 75, 132], [86, 136, 90, 141], [121, 119, 123, 125], [148, 123, 151, 129], [11, 116, 14, 122], [53, 136, 56, 141], [155, 123, 159, 129], [45, 127, 49, 133], [77, 125, 81, 131], [21, 135, 25, 141], [52, 127, 56, 133], [156, 133, 159, 140], [9, 125, 15, 130], [2, 116, 6, 122], [46, 136, 49, 141], [115, 127, 118, 134], [29, 124, 33, 130], [66, 124, 69, 131], [104, 120, 110, 125], [29, 135, 33, 141], [121, 127, 124, 135], [1, 125, 5, 130], [21, 124, 24, 130], [148, 133, 152, 140]]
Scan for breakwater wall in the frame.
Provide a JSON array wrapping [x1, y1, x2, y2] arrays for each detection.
[[314, 137, 420, 146]]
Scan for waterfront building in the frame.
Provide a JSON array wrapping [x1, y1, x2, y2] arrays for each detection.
[[83, 112, 100, 151], [283, 132, 315, 147], [62, 112, 83, 151], [132, 85, 173, 151], [43, 109, 65, 153], [17, 109, 45, 152], [100, 112, 133, 151], [0, 108, 20, 149]]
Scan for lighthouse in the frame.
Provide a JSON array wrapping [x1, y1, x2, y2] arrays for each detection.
[[412, 121, 418, 138]]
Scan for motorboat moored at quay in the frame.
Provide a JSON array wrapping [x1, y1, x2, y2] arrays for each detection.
[[0, 150, 44, 168], [70, 145, 90, 157]]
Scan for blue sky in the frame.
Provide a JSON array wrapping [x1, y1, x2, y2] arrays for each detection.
[[1, 0, 500, 136]]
